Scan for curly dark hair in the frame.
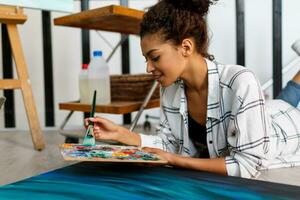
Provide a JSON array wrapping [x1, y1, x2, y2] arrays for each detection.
[[140, 0, 218, 59]]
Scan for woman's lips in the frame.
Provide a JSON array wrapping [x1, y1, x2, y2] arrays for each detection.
[[153, 75, 163, 81]]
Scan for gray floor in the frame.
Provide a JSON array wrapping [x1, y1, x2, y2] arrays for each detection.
[[0, 129, 300, 187]]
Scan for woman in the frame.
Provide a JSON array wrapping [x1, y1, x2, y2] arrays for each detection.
[[86, 0, 300, 178]]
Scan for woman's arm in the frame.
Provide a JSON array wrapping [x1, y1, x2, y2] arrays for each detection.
[[143, 147, 227, 176], [173, 156, 227, 175]]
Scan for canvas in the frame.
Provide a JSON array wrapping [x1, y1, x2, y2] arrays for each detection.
[[0, 162, 299, 199]]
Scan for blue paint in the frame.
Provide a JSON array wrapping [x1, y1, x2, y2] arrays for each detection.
[[0, 163, 299, 199]]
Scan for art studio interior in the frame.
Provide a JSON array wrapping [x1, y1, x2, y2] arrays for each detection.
[[0, 0, 300, 199]]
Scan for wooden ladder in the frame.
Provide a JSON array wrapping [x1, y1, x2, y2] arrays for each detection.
[[0, 5, 45, 150]]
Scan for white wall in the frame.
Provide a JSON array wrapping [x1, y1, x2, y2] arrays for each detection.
[[1, 0, 300, 129], [208, 0, 236, 64], [51, 1, 82, 128], [282, 0, 300, 86], [245, 0, 273, 98]]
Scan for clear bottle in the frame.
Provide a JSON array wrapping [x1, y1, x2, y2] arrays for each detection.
[[87, 50, 111, 104], [79, 63, 89, 103]]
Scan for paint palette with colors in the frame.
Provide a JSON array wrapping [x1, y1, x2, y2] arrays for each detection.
[[60, 143, 167, 164]]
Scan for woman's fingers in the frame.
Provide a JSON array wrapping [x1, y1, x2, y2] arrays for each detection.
[[84, 118, 89, 127], [142, 147, 162, 154], [93, 127, 100, 136], [84, 116, 122, 142], [94, 133, 115, 141], [93, 129, 118, 141], [88, 117, 117, 130], [92, 116, 113, 124], [93, 126, 100, 131], [85, 116, 107, 125], [142, 147, 173, 164], [94, 132, 101, 140]]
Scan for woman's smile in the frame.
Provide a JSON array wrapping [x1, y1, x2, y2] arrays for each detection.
[[152, 73, 163, 81]]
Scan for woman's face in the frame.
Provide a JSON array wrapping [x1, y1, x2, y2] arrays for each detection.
[[141, 34, 186, 87]]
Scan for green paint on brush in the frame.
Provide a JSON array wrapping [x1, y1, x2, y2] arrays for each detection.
[[83, 125, 96, 146], [82, 90, 97, 146]]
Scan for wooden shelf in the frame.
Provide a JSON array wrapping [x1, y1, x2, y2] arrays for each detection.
[[59, 99, 160, 114], [55, 5, 159, 116], [54, 5, 144, 35]]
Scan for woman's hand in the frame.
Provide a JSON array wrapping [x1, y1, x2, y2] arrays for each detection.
[[85, 117, 120, 141], [143, 147, 227, 175], [85, 116, 141, 146], [142, 147, 178, 165]]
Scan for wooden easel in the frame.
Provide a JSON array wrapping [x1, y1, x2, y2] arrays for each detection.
[[0, 5, 45, 150]]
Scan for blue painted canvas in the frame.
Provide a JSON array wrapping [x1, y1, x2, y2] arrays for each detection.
[[0, 163, 299, 199]]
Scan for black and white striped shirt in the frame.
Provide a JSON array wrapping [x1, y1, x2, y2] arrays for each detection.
[[140, 59, 300, 178]]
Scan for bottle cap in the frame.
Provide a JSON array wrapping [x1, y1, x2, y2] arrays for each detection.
[[82, 64, 88, 70], [93, 51, 103, 57]]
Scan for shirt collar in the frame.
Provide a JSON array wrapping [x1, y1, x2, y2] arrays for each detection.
[[205, 58, 221, 120], [170, 59, 221, 120], [171, 79, 186, 113]]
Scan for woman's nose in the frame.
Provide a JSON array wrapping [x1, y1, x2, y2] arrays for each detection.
[[146, 62, 155, 73]]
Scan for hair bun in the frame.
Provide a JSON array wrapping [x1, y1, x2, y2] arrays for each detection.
[[164, 0, 217, 16]]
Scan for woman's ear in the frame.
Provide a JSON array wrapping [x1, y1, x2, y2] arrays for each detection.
[[181, 38, 194, 57]]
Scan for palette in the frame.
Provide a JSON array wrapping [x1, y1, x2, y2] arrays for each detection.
[[60, 143, 167, 164]]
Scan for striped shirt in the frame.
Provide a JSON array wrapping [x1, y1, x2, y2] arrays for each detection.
[[140, 58, 300, 178]]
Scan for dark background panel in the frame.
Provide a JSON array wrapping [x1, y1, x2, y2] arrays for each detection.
[[1, 24, 15, 128], [42, 11, 55, 127]]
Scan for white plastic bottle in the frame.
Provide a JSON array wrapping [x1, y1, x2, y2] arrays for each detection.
[[79, 63, 89, 104], [87, 50, 111, 104]]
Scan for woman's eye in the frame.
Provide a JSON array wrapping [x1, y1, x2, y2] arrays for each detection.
[[151, 56, 160, 62]]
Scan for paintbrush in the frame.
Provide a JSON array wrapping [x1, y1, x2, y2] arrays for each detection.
[[82, 90, 97, 146]]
